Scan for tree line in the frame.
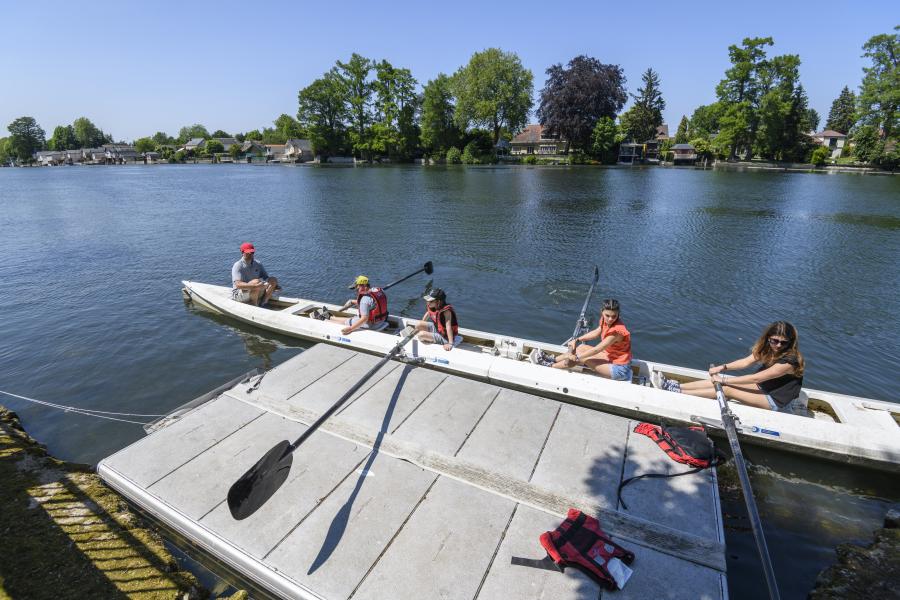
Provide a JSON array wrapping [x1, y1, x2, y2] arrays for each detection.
[[2, 26, 896, 168]]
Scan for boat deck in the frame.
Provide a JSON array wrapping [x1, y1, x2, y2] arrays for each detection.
[[98, 344, 728, 599]]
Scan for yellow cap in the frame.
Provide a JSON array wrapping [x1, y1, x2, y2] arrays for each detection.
[[349, 275, 369, 288]]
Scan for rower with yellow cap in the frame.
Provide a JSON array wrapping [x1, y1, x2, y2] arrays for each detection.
[[330, 275, 390, 334]]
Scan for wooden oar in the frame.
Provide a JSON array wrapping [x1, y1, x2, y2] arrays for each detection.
[[711, 367, 780, 600], [564, 265, 599, 346], [227, 325, 421, 520]]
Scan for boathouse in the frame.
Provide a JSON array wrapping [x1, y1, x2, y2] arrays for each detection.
[[672, 143, 698, 165], [510, 124, 568, 155], [284, 139, 313, 163]]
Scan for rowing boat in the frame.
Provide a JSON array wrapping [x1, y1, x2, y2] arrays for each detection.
[[181, 281, 900, 472]]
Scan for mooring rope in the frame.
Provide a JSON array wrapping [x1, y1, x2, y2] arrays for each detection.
[[0, 389, 166, 425]]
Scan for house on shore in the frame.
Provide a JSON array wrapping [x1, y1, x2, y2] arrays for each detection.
[[618, 140, 660, 164], [671, 143, 698, 165], [284, 139, 313, 163], [212, 137, 239, 152], [35, 150, 66, 166], [510, 124, 568, 155], [238, 141, 267, 162], [655, 124, 671, 142], [104, 144, 140, 164], [265, 144, 286, 162], [811, 130, 847, 159], [181, 138, 206, 153]]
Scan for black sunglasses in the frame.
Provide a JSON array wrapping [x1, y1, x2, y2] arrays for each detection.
[[768, 337, 790, 346]]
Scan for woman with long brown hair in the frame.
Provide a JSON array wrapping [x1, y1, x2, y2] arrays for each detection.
[[657, 321, 806, 414]]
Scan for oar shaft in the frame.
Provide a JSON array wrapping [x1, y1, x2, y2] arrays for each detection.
[[383, 262, 432, 290], [288, 328, 418, 453], [713, 380, 780, 600], [570, 267, 600, 341]]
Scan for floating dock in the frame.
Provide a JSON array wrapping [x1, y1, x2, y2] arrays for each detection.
[[98, 344, 728, 599]]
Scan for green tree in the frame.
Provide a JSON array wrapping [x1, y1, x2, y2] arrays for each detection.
[[274, 114, 304, 140], [755, 54, 808, 160], [243, 129, 263, 141], [211, 129, 231, 138], [371, 60, 419, 160], [825, 86, 856, 134], [204, 139, 224, 156], [851, 124, 882, 162], [858, 26, 899, 140], [590, 116, 619, 164], [690, 138, 713, 161], [298, 70, 348, 157], [177, 124, 210, 143], [688, 103, 724, 139], [48, 125, 77, 150], [336, 53, 375, 158], [452, 48, 533, 144], [73, 117, 108, 148], [229, 143, 243, 160], [152, 131, 174, 146], [674, 115, 689, 143], [716, 37, 774, 160], [445, 147, 462, 164], [805, 108, 820, 132], [0, 137, 11, 164], [420, 74, 462, 155], [7, 116, 45, 161], [620, 68, 666, 142], [134, 137, 157, 153], [810, 145, 831, 166]]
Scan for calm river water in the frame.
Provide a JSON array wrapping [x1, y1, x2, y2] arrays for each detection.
[[1, 164, 898, 598]]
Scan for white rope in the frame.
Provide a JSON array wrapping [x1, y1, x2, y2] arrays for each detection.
[[0, 389, 166, 425]]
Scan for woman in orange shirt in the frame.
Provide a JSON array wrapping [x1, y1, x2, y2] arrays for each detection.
[[533, 299, 633, 381]]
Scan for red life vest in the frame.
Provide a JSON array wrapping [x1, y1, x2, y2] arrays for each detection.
[[427, 304, 458, 338], [539, 508, 635, 590], [617, 422, 721, 510], [357, 287, 388, 325]]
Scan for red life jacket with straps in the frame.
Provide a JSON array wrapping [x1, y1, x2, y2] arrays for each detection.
[[357, 287, 388, 325], [539, 508, 635, 590], [427, 304, 458, 338]]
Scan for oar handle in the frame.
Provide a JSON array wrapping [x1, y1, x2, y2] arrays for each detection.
[[711, 368, 780, 600]]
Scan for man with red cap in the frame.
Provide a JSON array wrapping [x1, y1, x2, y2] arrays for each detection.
[[231, 242, 279, 306]]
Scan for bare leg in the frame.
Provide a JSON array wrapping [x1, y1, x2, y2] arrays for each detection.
[[679, 380, 771, 410], [262, 277, 279, 304], [417, 331, 437, 344], [551, 344, 595, 370]]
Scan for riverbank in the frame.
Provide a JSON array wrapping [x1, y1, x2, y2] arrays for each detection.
[[0, 404, 245, 599]]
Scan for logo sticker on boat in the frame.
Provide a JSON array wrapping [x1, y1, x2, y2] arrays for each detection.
[[750, 425, 780, 437], [429, 357, 450, 365], [336, 337, 352, 343]]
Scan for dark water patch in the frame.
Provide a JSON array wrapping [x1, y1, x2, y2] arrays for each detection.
[[820, 212, 900, 230], [701, 206, 780, 219]]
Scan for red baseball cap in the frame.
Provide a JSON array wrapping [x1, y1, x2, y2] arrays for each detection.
[[240, 242, 255, 253]]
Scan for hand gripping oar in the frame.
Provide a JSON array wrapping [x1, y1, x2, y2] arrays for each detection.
[[227, 325, 421, 520], [711, 367, 780, 600], [564, 266, 600, 346]]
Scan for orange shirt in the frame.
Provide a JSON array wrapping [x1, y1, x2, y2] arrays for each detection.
[[601, 318, 632, 365]]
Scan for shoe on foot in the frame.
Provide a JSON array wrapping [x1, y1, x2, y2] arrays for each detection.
[[652, 371, 665, 389], [529, 349, 543, 365]]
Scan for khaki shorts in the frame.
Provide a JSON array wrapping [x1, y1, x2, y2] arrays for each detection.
[[232, 288, 259, 303]]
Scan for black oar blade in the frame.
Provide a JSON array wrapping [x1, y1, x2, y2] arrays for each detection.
[[227, 440, 293, 520], [592, 265, 599, 282], [423, 261, 434, 275]]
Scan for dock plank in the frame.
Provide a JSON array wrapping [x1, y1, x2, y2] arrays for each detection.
[[351, 476, 515, 600], [529, 403, 630, 509], [102, 396, 263, 488], [617, 420, 721, 541], [265, 452, 437, 600], [390, 376, 499, 454]]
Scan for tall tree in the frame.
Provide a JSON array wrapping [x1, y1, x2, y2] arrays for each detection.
[[674, 115, 689, 143], [152, 131, 174, 146], [7, 117, 45, 160], [420, 74, 462, 155], [857, 26, 899, 140], [825, 86, 857, 134], [805, 108, 820, 132], [755, 53, 806, 160], [298, 70, 348, 157], [590, 116, 619, 164], [537, 55, 627, 153], [211, 129, 231, 138], [48, 125, 77, 150], [274, 114, 304, 140], [688, 103, 724, 139], [134, 137, 157, 153], [619, 68, 666, 142], [715, 37, 774, 160], [0, 137, 11, 164], [452, 48, 533, 145], [336, 53, 375, 158], [73, 117, 109, 148], [177, 124, 210, 144], [371, 60, 419, 159]]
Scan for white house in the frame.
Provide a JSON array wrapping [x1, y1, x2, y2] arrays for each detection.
[[812, 130, 847, 159]]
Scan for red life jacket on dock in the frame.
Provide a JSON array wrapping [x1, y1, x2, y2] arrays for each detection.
[[357, 287, 388, 325], [427, 304, 458, 338], [539, 508, 635, 590]]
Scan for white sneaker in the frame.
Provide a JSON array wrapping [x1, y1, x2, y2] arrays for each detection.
[[652, 371, 665, 389], [529, 349, 543, 365]]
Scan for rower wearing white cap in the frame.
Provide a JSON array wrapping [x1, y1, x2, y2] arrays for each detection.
[[414, 288, 462, 351]]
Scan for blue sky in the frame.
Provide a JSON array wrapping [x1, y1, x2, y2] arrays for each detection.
[[2, 1, 895, 141]]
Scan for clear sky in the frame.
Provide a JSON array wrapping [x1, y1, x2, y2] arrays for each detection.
[[2, 1, 895, 141]]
